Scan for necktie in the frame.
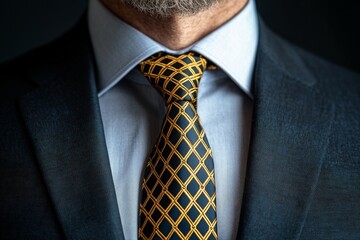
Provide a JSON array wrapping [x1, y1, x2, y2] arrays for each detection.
[[138, 52, 217, 240]]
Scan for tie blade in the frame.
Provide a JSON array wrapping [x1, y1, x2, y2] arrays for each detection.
[[138, 52, 217, 239]]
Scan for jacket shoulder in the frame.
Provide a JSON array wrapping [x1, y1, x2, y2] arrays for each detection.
[[261, 23, 360, 109], [0, 15, 90, 97]]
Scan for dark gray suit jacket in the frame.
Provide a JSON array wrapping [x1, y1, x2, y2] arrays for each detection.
[[0, 15, 359, 239]]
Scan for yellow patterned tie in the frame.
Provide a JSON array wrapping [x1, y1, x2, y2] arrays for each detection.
[[138, 52, 217, 240]]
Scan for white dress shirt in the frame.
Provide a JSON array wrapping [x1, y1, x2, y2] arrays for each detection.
[[88, 0, 259, 238]]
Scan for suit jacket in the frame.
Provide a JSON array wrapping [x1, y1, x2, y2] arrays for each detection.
[[0, 15, 359, 240]]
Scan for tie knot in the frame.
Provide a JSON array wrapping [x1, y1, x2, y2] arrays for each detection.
[[139, 52, 207, 105]]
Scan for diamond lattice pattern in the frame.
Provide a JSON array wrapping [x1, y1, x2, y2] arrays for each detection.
[[139, 53, 218, 240]]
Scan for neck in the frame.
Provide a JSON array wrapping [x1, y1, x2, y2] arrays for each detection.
[[101, 0, 249, 50]]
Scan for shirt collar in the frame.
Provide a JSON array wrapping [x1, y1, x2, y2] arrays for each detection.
[[88, 0, 259, 97]]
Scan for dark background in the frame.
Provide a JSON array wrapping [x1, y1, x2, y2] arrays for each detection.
[[0, 0, 359, 73]]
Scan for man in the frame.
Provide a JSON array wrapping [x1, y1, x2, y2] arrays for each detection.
[[0, 0, 359, 239]]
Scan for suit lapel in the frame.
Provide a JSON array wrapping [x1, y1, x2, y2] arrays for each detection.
[[18, 19, 124, 240], [237, 21, 334, 239]]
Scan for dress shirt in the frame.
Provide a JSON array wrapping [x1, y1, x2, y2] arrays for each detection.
[[88, 0, 259, 239]]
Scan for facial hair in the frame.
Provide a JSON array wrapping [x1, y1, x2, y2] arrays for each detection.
[[121, 0, 218, 17]]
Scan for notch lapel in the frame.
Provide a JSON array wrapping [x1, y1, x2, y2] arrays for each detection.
[[18, 20, 124, 240], [237, 21, 334, 239]]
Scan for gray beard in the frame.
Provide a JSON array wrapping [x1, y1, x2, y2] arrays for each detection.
[[121, 0, 218, 17]]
